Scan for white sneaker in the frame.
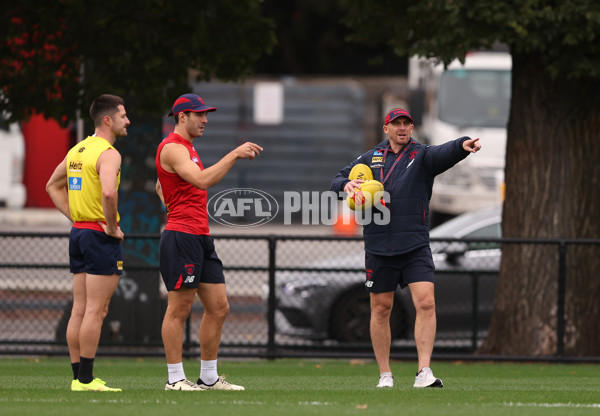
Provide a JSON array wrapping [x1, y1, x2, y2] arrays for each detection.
[[165, 379, 205, 391], [197, 376, 245, 391], [413, 367, 443, 388], [376, 373, 394, 388]]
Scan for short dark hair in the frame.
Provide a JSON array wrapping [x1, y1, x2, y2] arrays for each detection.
[[90, 94, 125, 127], [174, 111, 189, 125]]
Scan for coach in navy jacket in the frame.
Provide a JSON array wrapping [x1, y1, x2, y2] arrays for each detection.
[[330, 108, 481, 389], [331, 125, 475, 256]]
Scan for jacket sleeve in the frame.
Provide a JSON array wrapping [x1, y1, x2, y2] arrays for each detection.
[[423, 136, 471, 177], [330, 153, 369, 194]]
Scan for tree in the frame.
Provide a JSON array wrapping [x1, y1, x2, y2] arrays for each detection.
[[255, 0, 408, 75], [342, 0, 600, 356], [1, 0, 276, 124], [0, 1, 277, 340]]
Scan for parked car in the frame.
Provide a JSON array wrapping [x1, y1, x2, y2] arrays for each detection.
[[268, 206, 502, 343]]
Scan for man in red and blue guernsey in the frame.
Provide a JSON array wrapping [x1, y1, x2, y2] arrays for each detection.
[[155, 93, 262, 391], [331, 108, 481, 389]]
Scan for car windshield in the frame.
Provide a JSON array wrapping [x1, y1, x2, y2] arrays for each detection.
[[430, 207, 502, 239], [438, 69, 511, 128]]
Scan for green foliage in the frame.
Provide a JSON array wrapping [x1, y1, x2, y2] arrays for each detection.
[[255, 0, 408, 75], [0, 0, 276, 124], [343, 0, 600, 77], [0, 357, 599, 416]]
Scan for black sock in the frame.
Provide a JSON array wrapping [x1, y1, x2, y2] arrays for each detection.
[[71, 362, 79, 380], [78, 357, 95, 384]]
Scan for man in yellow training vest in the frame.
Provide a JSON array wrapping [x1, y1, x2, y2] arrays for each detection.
[[46, 94, 130, 392]]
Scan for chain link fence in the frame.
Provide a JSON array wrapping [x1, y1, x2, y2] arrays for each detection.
[[0, 232, 597, 360]]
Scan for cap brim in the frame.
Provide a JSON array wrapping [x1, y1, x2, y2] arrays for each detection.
[[167, 107, 217, 117], [189, 107, 217, 113], [388, 115, 413, 124]]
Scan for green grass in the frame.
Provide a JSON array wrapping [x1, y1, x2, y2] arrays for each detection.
[[0, 357, 599, 416]]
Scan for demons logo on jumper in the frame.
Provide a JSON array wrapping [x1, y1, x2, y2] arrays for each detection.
[[409, 151, 419, 160], [185, 264, 195, 275]]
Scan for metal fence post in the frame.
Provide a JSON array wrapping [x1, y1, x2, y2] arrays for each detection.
[[556, 241, 566, 358], [471, 272, 479, 352], [184, 316, 192, 353], [266, 236, 277, 359]]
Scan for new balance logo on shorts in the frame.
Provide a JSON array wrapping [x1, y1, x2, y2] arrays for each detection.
[[365, 268, 374, 287], [184, 264, 195, 283]]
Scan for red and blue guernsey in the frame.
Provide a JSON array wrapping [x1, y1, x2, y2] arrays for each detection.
[[156, 133, 209, 235]]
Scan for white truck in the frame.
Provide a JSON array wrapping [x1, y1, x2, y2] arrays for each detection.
[[408, 51, 511, 218], [0, 113, 26, 209]]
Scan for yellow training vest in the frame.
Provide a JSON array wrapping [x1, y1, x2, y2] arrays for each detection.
[[66, 136, 121, 223]]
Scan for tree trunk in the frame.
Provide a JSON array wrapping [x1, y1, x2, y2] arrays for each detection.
[[478, 52, 600, 356]]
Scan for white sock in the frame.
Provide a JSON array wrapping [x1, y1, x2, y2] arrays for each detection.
[[200, 359, 218, 385], [167, 362, 186, 384], [380, 371, 393, 377]]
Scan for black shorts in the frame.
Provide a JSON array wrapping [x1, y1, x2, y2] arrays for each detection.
[[159, 230, 225, 291], [69, 228, 123, 276], [364, 246, 435, 293]]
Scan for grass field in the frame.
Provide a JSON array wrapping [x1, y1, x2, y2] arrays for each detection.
[[0, 357, 599, 415]]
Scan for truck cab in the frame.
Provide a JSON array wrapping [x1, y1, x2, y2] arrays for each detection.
[[409, 51, 511, 218], [0, 113, 26, 209]]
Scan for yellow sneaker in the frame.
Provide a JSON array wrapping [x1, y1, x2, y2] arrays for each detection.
[[71, 377, 106, 390], [72, 378, 122, 392]]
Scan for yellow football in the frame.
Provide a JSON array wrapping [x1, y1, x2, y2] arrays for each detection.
[[346, 180, 384, 211], [348, 163, 373, 182]]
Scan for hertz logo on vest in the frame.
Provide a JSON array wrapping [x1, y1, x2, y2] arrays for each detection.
[[69, 161, 83, 171]]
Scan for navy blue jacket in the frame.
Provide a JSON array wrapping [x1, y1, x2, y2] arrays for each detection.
[[331, 137, 471, 256]]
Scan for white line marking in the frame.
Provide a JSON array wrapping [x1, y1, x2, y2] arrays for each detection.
[[504, 402, 600, 408]]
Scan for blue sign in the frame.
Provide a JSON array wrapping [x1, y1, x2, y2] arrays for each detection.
[[68, 177, 82, 191]]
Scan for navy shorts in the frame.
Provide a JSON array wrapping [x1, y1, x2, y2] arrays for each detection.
[[69, 228, 123, 276], [159, 230, 225, 291], [364, 246, 435, 293]]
